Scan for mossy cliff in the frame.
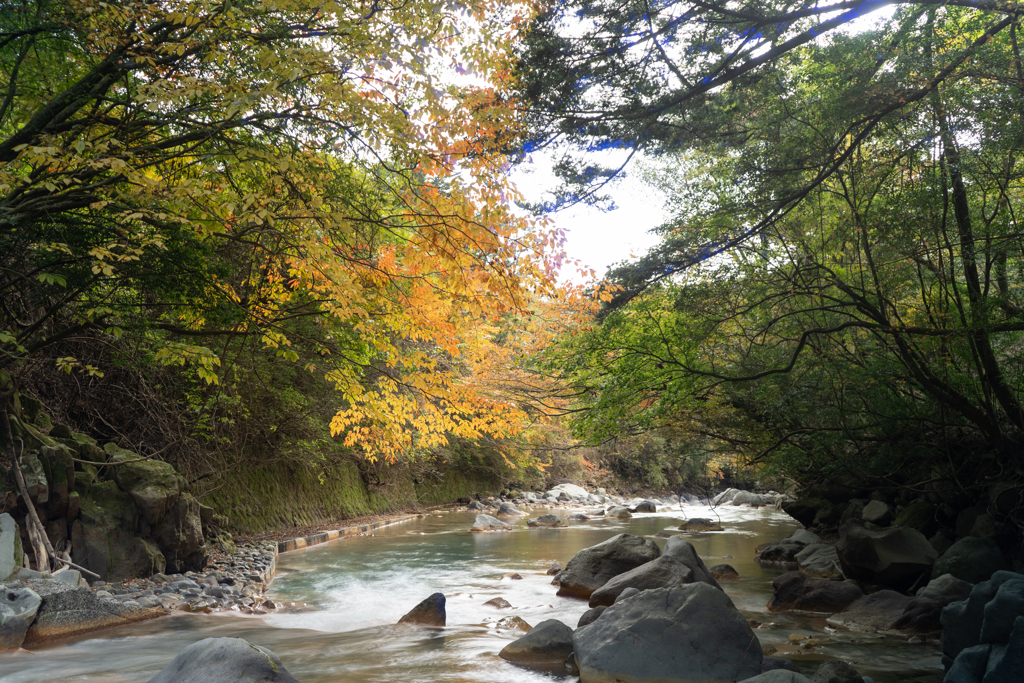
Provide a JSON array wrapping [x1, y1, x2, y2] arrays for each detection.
[[201, 459, 503, 535]]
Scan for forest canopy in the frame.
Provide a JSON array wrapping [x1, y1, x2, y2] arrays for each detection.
[[0, 0, 570, 473], [518, 0, 1024, 512]]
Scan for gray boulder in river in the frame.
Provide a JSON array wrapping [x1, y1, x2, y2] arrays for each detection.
[[766, 571, 863, 614], [527, 514, 567, 528], [397, 592, 446, 627], [148, 637, 301, 683], [835, 520, 937, 589], [573, 583, 762, 683], [662, 536, 721, 588], [588, 555, 699, 607], [0, 586, 41, 650], [556, 533, 661, 599], [498, 618, 574, 674], [471, 514, 511, 532], [23, 581, 162, 645]]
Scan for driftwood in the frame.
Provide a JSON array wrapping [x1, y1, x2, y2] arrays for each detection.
[[2, 407, 100, 579]]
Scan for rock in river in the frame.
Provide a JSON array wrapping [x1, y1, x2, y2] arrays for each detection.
[[23, 581, 162, 645], [588, 555, 697, 607], [766, 571, 863, 614], [499, 618, 575, 674], [148, 637, 301, 683], [679, 518, 724, 532], [835, 520, 936, 589], [574, 583, 763, 683], [527, 514, 567, 528], [0, 586, 41, 651], [497, 502, 525, 516], [471, 514, 511, 532], [556, 533, 661, 599], [398, 592, 446, 627]]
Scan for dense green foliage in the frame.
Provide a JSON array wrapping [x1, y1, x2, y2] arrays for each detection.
[[523, 1, 1024, 516]]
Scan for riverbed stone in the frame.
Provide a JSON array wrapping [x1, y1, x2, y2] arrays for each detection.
[[809, 659, 863, 683], [527, 514, 566, 528], [861, 500, 891, 525], [890, 574, 973, 633], [0, 513, 24, 581], [471, 514, 511, 531], [556, 533, 661, 599], [398, 592, 445, 626], [767, 571, 863, 614], [835, 521, 936, 588], [710, 564, 739, 580], [0, 587, 41, 650], [662, 536, 721, 588], [148, 636, 301, 683], [679, 518, 724, 532], [825, 590, 912, 632], [634, 501, 657, 512], [606, 506, 632, 518], [795, 544, 844, 579], [497, 615, 532, 631], [497, 502, 524, 516], [23, 581, 162, 644], [498, 618, 574, 674], [931, 536, 1009, 584], [573, 583, 763, 683], [578, 605, 607, 627], [589, 555, 695, 607]]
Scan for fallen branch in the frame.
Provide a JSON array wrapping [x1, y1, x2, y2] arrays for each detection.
[[2, 407, 100, 579]]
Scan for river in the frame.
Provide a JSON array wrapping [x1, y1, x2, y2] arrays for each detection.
[[0, 504, 944, 682]]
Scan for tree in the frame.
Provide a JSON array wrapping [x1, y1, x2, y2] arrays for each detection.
[[1, 0, 565, 461], [526, 1, 1024, 511]]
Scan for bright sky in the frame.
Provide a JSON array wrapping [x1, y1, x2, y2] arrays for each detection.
[[512, 153, 669, 284]]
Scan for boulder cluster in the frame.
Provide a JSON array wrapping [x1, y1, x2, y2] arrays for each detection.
[[1, 402, 232, 583], [0, 534, 276, 649]]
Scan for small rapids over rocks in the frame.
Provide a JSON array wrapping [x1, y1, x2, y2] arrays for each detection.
[[0, 499, 948, 683]]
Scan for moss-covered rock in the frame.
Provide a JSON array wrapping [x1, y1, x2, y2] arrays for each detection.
[[6, 414, 57, 452], [38, 445, 75, 519], [70, 481, 165, 581], [105, 443, 180, 526], [153, 493, 207, 573], [20, 451, 48, 505]]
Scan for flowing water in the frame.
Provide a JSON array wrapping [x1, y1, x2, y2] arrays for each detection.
[[0, 505, 945, 682]]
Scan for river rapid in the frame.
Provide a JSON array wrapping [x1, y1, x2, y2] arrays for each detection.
[[0, 504, 945, 683]]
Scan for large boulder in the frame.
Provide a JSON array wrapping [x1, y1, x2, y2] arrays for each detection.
[[781, 497, 830, 528], [71, 480, 166, 581], [573, 583, 763, 683], [497, 502, 525, 516], [0, 512, 24, 581], [756, 529, 821, 564], [153, 493, 207, 573], [825, 590, 912, 632], [148, 637, 302, 683], [0, 587, 41, 650], [893, 499, 937, 536], [556, 533, 661, 599], [527, 514, 567, 528], [766, 571, 863, 614], [634, 501, 657, 513], [930, 536, 1009, 584], [106, 444, 181, 527], [941, 571, 1024, 683], [23, 581, 162, 644], [835, 521, 937, 588], [548, 483, 590, 500], [471, 514, 511, 531], [891, 574, 973, 634], [398, 592, 446, 626], [589, 555, 697, 607], [795, 544, 843, 579], [606, 506, 632, 518], [662, 536, 721, 588], [498, 618, 574, 673], [860, 500, 891, 525]]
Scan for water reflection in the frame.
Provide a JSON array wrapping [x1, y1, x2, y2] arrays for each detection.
[[0, 505, 944, 683]]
